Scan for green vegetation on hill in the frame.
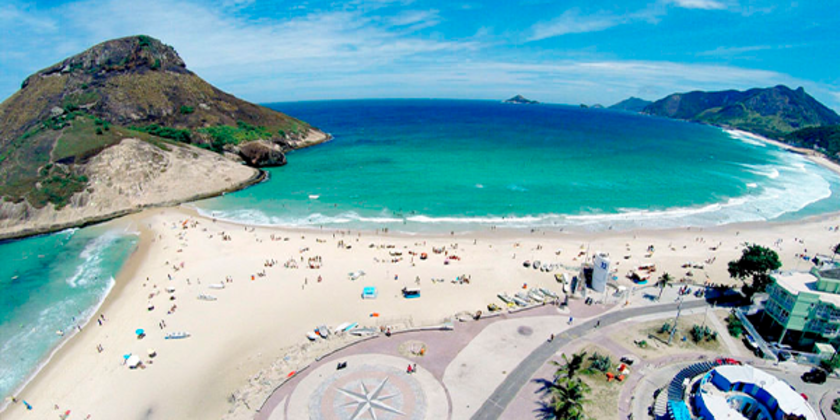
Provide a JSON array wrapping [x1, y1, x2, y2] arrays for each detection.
[[643, 86, 840, 138], [198, 120, 275, 152], [0, 111, 177, 209], [784, 125, 840, 157]]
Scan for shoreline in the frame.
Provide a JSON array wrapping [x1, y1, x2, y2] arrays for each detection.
[[5, 203, 840, 419], [1, 215, 152, 413], [0, 225, 146, 411]]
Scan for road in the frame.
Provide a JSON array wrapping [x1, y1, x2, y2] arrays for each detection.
[[470, 298, 710, 420]]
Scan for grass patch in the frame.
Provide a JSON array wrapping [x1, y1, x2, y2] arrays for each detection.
[[128, 123, 192, 143], [612, 312, 726, 359], [52, 116, 122, 162], [576, 345, 623, 420]]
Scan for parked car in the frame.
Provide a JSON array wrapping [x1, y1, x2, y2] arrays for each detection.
[[802, 368, 827, 384], [742, 334, 758, 351], [777, 350, 792, 362]]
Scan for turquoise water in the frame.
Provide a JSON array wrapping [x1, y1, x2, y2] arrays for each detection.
[[0, 226, 138, 402], [196, 100, 840, 232]]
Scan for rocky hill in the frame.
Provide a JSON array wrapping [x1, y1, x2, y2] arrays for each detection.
[[642, 85, 840, 138], [608, 97, 652, 112], [0, 35, 330, 239]]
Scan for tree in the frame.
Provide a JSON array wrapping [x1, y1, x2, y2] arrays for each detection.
[[656, 272, 674, 300], [832, 243, 840, 263], [546, 378, 590, 420], [551, 351, 588, 381], [728, 244, 782, 298]]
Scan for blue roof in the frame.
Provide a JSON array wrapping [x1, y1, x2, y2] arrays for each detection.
[[669, 401, 692, 420]]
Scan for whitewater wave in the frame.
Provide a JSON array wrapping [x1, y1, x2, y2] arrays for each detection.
[[725, 129, 768, 147], [198, 148, 838, 232], [66, 232, 125, 288], [742, 164, 780, 179]]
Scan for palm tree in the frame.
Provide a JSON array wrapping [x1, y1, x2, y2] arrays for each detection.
[[551, 351, 588, 381], [656, 272, 674, 301], [831, 243, 840, 263], [546, 378, 590, 420]]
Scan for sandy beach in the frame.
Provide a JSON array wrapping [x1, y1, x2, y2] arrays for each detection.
[[3, 203, 840, 419]]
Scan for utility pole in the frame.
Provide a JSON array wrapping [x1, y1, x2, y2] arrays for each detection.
[[668, 297, 684, 345]]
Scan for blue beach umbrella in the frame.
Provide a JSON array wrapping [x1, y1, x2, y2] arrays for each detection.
[[123, 354, 131, 359], [135, 329, 145, 336]]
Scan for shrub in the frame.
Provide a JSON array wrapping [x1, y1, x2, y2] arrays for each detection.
[[833, 398, 840, 415], [690, 325, 717, 343], [726, 313, 743, 338], [179, 105, 195, 115], [659, 322, 672, 334], [150, 58, 161, 70], [95, 127, 103, 135], [587, 352, 612, 373], [129, 124, 191, 143], [138, 35, 152, 48]]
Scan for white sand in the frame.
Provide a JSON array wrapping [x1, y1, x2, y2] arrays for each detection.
[[4, 204, 840, 419]]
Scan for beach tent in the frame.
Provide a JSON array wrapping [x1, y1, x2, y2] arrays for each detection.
[[362, 287, 378, 299]]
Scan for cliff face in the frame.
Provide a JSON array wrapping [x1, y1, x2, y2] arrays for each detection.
[[0, 35, 329, 239], [0, 139, 260, 239], [642, 85, 840, 138]]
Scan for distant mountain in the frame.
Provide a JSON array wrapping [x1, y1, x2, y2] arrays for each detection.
[[0, 35, 329, 239], [642, 85, 840, 138], [503, 95, 539, 104], [608, 97, 652, 112]]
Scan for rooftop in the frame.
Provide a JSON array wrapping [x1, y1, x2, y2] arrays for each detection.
[[773, 271, 840, 307]]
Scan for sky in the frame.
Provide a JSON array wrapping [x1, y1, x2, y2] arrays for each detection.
[[1, 0, 839, 110]]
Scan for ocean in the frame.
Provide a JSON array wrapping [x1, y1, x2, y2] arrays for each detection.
[[195, 99, 840, 232], [0, 226, 138, 403]]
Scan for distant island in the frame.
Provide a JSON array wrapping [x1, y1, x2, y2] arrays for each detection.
[[0, 35, 330, 240], [608, 97, 652, 113], [503, 95, 539, 104]]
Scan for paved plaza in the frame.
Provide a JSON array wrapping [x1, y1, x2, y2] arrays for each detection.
[[257, 286, 837, 420]]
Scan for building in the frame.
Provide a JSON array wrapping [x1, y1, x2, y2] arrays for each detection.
[[591, 252, 610, 292], [763, 266, 840, 348], [693, 365, 817, 420]]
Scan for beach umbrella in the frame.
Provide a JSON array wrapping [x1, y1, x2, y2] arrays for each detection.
[[123, 354, 131, 360], [136, 328, 145, 336], [127, 355, 141, 368]]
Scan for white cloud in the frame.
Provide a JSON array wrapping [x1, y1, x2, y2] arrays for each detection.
[[668, 0, 728, 10], [528, 9, 623, 41]]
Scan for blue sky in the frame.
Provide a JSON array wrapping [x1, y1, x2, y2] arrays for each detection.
[[1, 0, 839, 109]]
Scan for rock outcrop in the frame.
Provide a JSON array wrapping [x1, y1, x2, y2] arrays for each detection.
[[239, 140, 287, 167]]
